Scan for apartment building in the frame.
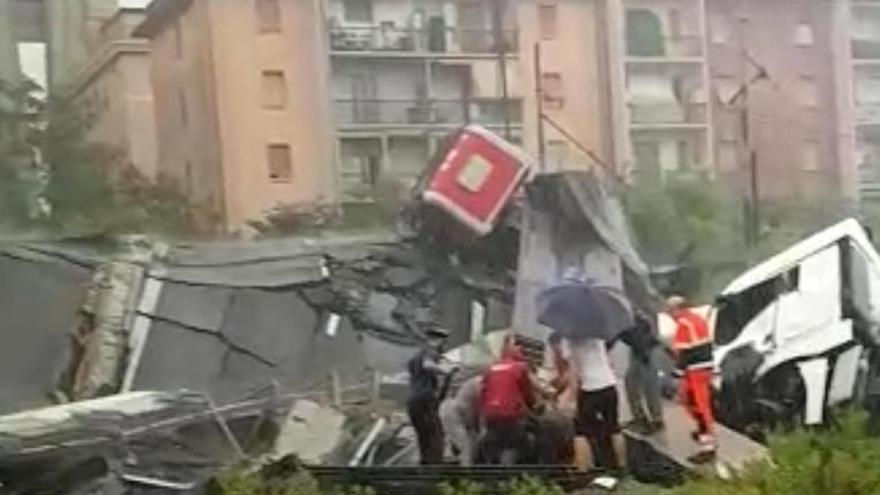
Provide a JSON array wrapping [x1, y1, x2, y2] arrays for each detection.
[[135, 0, 519, 230], [517, 0, 616, 173], [327, 0, 521, 198], [66, 8, 158, 180], [599, 0, 855, 204], [850, 0, 880, 201], [706, 0, 848, 200], [136, 0, 336, 229], [609, 0, 713, 182]]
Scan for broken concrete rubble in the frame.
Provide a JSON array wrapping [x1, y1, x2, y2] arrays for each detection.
[[0, 161, 700, 491], [271, 400, 346, 464], [0, 391, 273, 493], [65, 237, 155, 400]]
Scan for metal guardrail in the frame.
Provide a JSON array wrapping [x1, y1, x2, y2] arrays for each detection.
[[307, 465, 597, 494], [330, 25, 518, 55]]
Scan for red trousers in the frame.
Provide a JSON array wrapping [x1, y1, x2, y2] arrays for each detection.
[[679, 368, 714, 435]]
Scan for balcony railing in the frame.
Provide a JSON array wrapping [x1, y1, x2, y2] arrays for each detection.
[[628, 102, 708, 126], [626, 35, 704, 59], [334, 98, 522, 128], [856, 103, 880, 123], [329, 25, 518, 55], [853, 39, 880, 60]]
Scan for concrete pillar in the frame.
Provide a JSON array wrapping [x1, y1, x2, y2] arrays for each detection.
[[0, 0, 23, 85]]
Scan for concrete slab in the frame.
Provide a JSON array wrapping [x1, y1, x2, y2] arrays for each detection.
[[620, 387, 768, 472]]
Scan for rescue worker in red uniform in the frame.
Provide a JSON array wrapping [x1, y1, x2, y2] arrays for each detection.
[[667, 296, 717, 464], [479, 339, 535, 465]]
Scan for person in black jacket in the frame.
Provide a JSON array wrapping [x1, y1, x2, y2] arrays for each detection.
[[620, 312, 665, 434], [407, 331, 457, 464]]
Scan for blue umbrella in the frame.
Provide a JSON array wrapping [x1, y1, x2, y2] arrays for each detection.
[[536, 279, 634, 341]]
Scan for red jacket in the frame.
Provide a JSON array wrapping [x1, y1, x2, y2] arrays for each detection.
[[672, 309, 713, 374], [480, 350, 532, 421]]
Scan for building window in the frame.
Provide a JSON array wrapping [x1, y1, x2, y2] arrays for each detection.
[[261, 70, 287, 109], [626, 9, 665, 57], [173, 20, 183, 58], [267, 144, 293, 182], [256, 0, 282, 33], [797, 76, 819, 107], [343, 0, 373, 23], [178, 89, 188, 126], [801, 141, 820, 171], [541, 72, 565, 108], [794, 22, 814, 46], [539, 4, 558, 40]]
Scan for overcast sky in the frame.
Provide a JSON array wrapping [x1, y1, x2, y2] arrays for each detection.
[[18, 0, 154, 88]]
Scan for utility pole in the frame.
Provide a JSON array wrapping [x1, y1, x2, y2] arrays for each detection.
[[731, 19, 768, 247], [534, 43, 546, 171], [493, 0, 512, 140]]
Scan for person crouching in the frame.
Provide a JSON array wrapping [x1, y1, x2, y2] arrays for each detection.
[[479, 340, 534, 465]]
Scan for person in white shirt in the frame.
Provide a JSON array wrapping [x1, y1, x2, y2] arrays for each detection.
[[566, 336, 626, 472]]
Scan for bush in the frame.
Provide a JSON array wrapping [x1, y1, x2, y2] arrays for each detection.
[[648, 410, 880, 495], [213, 469, 568, 495]]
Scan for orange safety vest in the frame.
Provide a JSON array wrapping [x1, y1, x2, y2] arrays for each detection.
[[672, 310, 713, 373]]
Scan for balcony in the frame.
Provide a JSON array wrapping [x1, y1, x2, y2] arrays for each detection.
[[333, 98, 522, 129], [329, 24, 518, 57], [853, 40, 880, 61], [859, 162, 880, 198], [628, 102, 708, 129], [626, 35, 704, 62], [856, 103, 880, 125]]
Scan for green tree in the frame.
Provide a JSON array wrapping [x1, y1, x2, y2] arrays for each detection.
[[624, 176, 850, 298], [0, 78, 197, 237], [635, 411, 880, 495], [0, 78, 44, 227]]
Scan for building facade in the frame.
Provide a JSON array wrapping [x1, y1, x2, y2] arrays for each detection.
[[705, 0, 849, 200], [67, 8, 159, 180], [328, 0, 521, 199], [517, 0, 616, 173], [600, 0, 854, 204], [136, 0, 521, 230], [137, 0, 337, 229], [850, 0, 880, 201], [31, 0, 880, 230]]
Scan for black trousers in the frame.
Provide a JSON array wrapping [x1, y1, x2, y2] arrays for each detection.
[[576, 386, 621, 470], [408, 397, 444, 464], [482, 417, 528, 465]]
